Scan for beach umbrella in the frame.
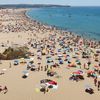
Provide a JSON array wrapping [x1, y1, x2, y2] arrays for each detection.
[[46, 80, 58, 89], [47, 62, 54, 66], [46, 56, 51, 59], [73, 71, 80, 75], [87, 70, 94, 73], [59, 60, 63, 64], [63, 48, 67, 51], [52, 85, 58, 89], [58, 49, 61, 52], [76, 58, 80, 62], [72, 55, 78, 58], [37, 50, 41, 52], [85, 84, 91, 89], [66, 48, 70, 51], [40, 79, 52, 84], [37, 52, 41, 56], [27, 62, 32, 67], [22, 70, 28, 74], [74, 48, 78, 51], [31, 64, 36, 68], [72, 70, 83, 75], [67, 55, 70, 59], [14, 59, 19, 62], [47, 57, 53, 61], [48, 80, 57, 85], [58, 54, 63, 57], [40, 83, 47, 88], [30, 57, 34, 61], [77, 70, 84, 74]]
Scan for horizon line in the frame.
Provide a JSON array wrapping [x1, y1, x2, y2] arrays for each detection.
[[0, 3, 100, 7]]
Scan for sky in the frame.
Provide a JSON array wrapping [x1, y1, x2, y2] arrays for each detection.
[[0, 0, 100, 6]]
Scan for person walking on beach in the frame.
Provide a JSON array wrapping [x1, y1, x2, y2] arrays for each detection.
[[43, 86, 49, 94], [41, 66, 43, 71], [84, 63, 86, 69], [37, 66, 40, 71], [97, 81, 100, 91], [9, 62, 12, 68], [97, 76, 100, 91], [94, 76, 97, 86], [98, 63, 100, 75], [87, 61, 91, 68], [44, 66, 47, 71], [46, 65, 48, 70]]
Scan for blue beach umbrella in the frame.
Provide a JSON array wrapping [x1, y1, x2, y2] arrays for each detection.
[[22, 70, 28, 74], [85, 84, 91, 89]]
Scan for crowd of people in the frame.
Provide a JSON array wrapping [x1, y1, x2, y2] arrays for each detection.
[[0, 8, 100, 95]]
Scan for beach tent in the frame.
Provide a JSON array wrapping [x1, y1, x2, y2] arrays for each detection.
[[22, 70, 29, 78], [58, 54, 63, 57]]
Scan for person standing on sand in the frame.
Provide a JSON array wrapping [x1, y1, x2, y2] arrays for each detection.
[[98, 63, 100, 75], [0, 60, 2, 64], [94, 76, 97, 86], [98, 81, 100, 91], [38, 66, 40, 71], [46, 65, 48, 69], [9, 62, 11, 68], [41, 66, 43, 71], [44, 66, 47, 71], [87, 61, 91, 68], [84, 63, 87, 70], [97, 76, 100, 91], [43, 86, 49, 94]]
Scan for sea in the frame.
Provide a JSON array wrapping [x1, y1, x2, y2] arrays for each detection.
[[26, 6, 100, 41]]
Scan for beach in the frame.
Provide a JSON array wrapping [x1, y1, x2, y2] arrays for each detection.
[[0, 8, 100, 100]]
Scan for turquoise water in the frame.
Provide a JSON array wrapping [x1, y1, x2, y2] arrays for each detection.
[[27, 7, 100, 41]]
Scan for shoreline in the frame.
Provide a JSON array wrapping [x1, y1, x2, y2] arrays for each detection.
[[25, 8, 100, 43], [25, 8, 100, 42]]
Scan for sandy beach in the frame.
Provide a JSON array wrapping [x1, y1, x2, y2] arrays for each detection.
[[0, 8, 100, 100]]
